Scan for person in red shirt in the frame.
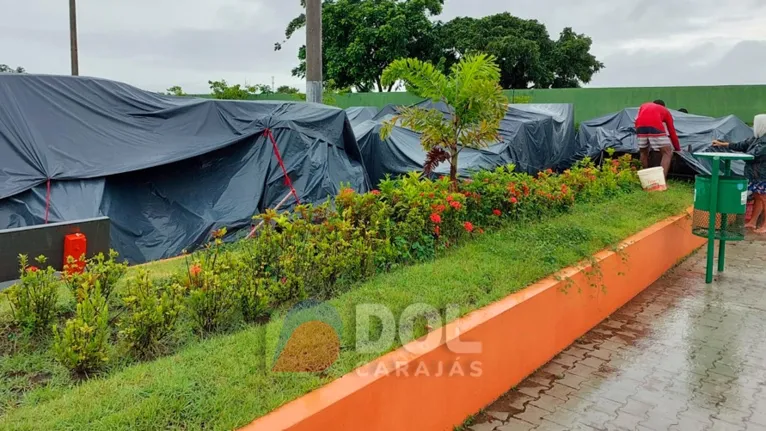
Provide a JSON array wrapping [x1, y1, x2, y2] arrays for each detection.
[[634, 100, 681, 178]]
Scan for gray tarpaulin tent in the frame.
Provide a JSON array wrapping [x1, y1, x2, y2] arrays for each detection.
[[0, 74, 369, 263], [353, 101, 576, 185], [345, 107, 379, 127], [576, 108, 755, 176]]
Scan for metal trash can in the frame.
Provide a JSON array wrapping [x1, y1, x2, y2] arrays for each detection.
[[692, 152, 754, 283], [692, 175, 748, 241]]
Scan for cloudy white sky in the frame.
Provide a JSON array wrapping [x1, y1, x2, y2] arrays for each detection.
[[1, 0, 764, 93]]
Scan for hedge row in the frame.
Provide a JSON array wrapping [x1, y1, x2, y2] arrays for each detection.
[[2, 155, 639, 376]]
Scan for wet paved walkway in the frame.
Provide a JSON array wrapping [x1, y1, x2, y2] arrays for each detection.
[[468, 239, 766, 431]]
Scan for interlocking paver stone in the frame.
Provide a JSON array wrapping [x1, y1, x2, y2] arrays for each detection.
[[495, 418, 535, 431], [465, 241, 766, 431], [609, 411, 644, 430]]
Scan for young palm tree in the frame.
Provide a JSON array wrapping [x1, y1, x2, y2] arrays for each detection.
[[380, 54, 508, 189]]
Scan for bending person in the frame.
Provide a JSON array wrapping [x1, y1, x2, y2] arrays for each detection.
[[713, 114, 766, 233], [635, 99, 681, 178]]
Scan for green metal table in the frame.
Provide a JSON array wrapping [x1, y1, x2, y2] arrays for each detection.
[[692, 152, 754, 283]]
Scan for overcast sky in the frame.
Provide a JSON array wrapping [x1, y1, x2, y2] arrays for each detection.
[[1, 0, 764, 93]]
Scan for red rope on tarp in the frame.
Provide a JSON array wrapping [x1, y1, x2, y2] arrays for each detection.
[[265, 128, 300, 205], [44, 178, 51, 224], [247, 128, 301, 238]]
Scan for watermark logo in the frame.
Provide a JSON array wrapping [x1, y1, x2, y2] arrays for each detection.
[[272, 301, 482, 377], [272, 299, 343, 372]]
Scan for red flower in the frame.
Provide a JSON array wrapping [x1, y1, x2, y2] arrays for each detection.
[[434, 225, 440, 236], [446, 195, 454, 202], [428, 193, 435, 199], [463, 221, 474, 233], [371, 190, 381, 195], [493, 209, 502, 216], [435, 204, 446, 213], [430, 213, 442, 224], [450, 201, 462, 210], [523, 184, 530, 196], [26, 266, 39, 273], [189, 264, 202, 277], [510, 197, 518, 204], [463, 191, 471, 197], [561, 185, 569, 194], [281, 277, 287, 284]]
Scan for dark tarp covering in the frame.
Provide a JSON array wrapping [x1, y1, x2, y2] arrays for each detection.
[[576, 108, 755, 176], [0, 74, 369, 263], [371, 104, 402, 121], [345, 107, 379, 127], [354, 101, 576, 185]]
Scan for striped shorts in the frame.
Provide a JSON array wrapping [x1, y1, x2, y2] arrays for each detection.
[[637, 135, 672, 151]]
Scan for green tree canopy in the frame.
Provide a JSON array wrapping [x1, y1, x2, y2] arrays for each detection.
[[208, 80, 274, 99], [276, 0, 444, 92], [434, 13, 603, 89], [380, 54, 508, 188], [0, 64, 26, 73], [276, 86, 300, 94], [166, 86, 187, 96]]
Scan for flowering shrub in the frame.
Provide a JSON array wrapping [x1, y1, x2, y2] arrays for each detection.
[[119, 270, 185, 359], [183, 228, 240, 334], [4, 255, 60, 333], [64, 250, 128, 302], [52, 284, 110, 375]]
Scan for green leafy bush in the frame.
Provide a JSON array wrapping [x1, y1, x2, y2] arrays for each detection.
[[4, 255, 60, 333], [64, 250, 128, 302], [184, 228, 240, 334], [118, 270, 185, 359], [52, 285, 110, 375]]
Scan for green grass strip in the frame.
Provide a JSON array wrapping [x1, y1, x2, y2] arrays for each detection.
[[0, 184, 693, 430]]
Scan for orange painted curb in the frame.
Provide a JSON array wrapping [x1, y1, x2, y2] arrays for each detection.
[[242, 209, 704, 431]]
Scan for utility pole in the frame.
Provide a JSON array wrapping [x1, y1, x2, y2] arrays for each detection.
[[69, 0, 79, 76], [305, 0, 322, 103]]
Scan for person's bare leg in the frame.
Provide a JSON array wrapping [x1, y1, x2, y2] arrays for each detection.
[[640, 147, 650, 170], [660, 145, 673, 178], [746, 195, 763, 229], [755, 194, 766, 233]]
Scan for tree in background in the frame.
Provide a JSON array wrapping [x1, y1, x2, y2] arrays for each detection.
[[380, 54, 508, 189], [433, 14, 603, 89], [0, 64, 26, 73], [277, 86, 300, 94], [550, 28, 603, 88], [166, 86, 187, 96], [276, 0, 444, 92], [208, 80, 274, 100]]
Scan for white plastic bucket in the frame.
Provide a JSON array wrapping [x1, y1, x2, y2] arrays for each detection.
[[637, 167, 667, 192]]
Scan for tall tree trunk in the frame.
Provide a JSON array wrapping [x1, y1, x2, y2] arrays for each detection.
[[375, 77, 383, 93], [449, 150, 459, 191]]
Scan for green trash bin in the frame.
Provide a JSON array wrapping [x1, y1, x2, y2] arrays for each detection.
[[692, 152, 754, 284], [692, 175, 748, 241]]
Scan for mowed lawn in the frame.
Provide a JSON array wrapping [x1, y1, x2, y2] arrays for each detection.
[[0, 184, 693, 430]]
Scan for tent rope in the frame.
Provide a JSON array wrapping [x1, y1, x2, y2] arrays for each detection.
[[247, 128, 301, 239], [44, 178, 51, 224], [265, 128, 300, 205]]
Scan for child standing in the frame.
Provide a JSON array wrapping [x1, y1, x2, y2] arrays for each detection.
[[713, 114, 766, 233]]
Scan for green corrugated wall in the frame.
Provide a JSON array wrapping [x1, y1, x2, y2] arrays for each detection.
[[192, 85, 766, 124]]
